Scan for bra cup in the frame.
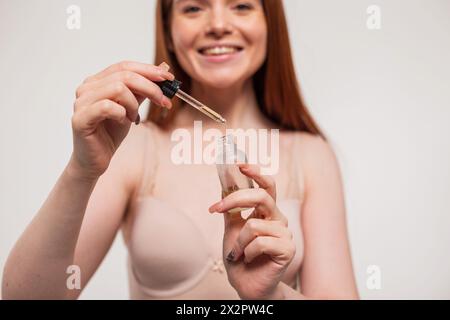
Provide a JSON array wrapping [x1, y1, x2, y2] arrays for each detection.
[[127, 197, 304, 297], [128, 198, 211, 292]]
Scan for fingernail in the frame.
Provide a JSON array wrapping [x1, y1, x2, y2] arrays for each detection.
[[209, 201, 221, 213], [159, 62, 170, 72], [226, 249, 236, 262], [215, 201, 223, 212], [162, 97, 172, 109], [134, 114, 141, 125], [240, 163, 251, 169]]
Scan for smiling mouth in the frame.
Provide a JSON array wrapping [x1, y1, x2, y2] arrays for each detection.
[[198, 46, 244, 56]]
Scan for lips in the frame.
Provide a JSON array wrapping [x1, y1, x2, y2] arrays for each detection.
[[198, 45, 244, 56]]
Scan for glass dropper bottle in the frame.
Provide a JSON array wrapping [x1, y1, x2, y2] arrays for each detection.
[[157, 79, 226, 124]]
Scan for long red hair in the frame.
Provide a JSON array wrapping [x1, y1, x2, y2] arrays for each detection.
[[147, 0, 325, 139]]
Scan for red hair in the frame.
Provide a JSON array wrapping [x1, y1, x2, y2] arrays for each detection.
[[148, 0, 325, 139]]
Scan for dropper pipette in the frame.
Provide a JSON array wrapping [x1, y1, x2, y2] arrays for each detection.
[[158, 79, 226, 124]]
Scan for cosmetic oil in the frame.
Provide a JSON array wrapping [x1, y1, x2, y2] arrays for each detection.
[[216, 135, 254, 216]]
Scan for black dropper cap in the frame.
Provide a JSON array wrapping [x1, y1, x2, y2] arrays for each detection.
[[157, 79, 182, 99]]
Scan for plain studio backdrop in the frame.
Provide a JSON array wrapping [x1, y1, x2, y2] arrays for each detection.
[[1, 0, 449, 299]]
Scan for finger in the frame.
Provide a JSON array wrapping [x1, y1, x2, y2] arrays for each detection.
[[159, 62, 171, 72], [228, 218, 292, 262], [247, 207, 288, 227], [75, 82, 139, 122], [72, 99, 128, 133], [77, 71, 172, 109], [239, 164, 276, 200], [83, 61, 174, 84], [210, 188, 284, 222], [135, 94, 146, 106], [243, 236, 296, 265]]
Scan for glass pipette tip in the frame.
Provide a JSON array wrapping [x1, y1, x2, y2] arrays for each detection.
[[175, 90, 226, 124]]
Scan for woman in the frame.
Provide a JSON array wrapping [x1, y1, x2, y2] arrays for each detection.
[[2, 0, 359, 299]]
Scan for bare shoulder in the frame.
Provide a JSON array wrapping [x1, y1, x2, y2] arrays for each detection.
[[125, 120, 159, 144], [113, 122, 150, 166], [107, 121, 158, 194], [119, 120, 165, 156], [290, 131, 341, 186], [295, 131, 336, 161]]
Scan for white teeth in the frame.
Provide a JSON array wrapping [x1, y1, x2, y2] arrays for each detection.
[[202, 46, 239, 56]]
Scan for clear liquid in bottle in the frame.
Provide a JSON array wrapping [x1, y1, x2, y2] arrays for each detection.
[[216, 135, 254, 216]]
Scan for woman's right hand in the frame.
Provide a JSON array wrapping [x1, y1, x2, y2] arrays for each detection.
[[69, 61, 174, 180]]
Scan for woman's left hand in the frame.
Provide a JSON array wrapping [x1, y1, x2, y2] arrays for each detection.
[[209, 164, 296, 300]]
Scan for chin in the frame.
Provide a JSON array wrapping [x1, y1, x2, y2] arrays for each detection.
[[198, 76, 245, 89], [193, 66, 250, 89]]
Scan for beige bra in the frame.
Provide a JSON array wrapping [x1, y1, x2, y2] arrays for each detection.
[[124, 124, 305, 299]]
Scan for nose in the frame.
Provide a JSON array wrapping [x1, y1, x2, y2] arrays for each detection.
[[205, 7, 232, 39]]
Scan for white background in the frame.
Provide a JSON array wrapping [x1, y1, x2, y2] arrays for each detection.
[[1, 0, 449, 299]]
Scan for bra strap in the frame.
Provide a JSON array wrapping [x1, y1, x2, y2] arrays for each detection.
[[286, 133, 304, 200], [136, 122, 158, 199]]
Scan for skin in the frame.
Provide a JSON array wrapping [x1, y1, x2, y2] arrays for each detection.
[[2, 0, 359, 299]]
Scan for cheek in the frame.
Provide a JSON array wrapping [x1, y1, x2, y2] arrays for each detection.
[[254, 28, 268, 61], [171, 21, 195, 52], [170, 19, 204, 76], [242, 20, 268, 67]]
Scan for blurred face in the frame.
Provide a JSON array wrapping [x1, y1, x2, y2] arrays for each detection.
[[170, 0, 267, 89]]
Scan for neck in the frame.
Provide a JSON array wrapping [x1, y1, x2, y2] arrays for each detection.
[[173, 79, 274, 131]]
